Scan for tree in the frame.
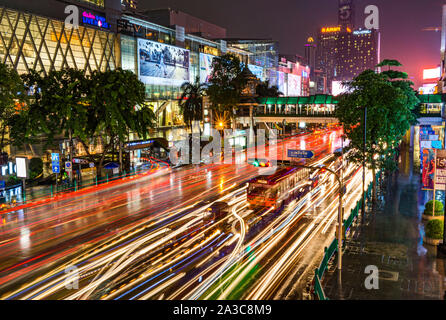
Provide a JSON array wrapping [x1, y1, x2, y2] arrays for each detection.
[[88, 68, 156, 176], [206, 53, 248, 130], [0, 62, 26, 152], [179, 77, 206, 133], [38, 69, 89, 163], [336, 63, 419, 199], [256, 80, 282, 97]]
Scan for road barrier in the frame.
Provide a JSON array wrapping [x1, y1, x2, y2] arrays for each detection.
[[313, 170, 380, 300]]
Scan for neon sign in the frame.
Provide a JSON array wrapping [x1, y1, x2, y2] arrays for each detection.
[[82, 11, 110, 29], [321, 27, 341, 33]]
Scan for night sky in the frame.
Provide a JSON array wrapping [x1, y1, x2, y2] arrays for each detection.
[[140, 0, 444, 88]]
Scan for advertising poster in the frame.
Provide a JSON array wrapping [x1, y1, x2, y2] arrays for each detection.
[[287, 74, 301, 96], [138, 38, 190, 87], [199, 53, 216, 83], [435, 149, 446, 191], [422, 148, 436, 190]]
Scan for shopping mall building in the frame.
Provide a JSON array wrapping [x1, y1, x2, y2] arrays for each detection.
[[0, 0, 312, 165]]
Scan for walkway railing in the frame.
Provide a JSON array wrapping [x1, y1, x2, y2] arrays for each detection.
[[313, 170, 380, 300]]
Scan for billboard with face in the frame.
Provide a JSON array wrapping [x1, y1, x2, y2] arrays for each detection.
[[138, 38, 190, 87]]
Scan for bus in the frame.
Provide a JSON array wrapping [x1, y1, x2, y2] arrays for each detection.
[[247, 166, 319, 209]]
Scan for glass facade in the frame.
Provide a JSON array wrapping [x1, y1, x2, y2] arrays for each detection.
[[0, 7, 120, 75]]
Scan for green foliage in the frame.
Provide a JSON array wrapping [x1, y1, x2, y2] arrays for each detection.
[[256, 80, 282, 97], [0, 62, 26, 150], [335, 61, 419, 173], [425, 219, 444, 240], [7, 175, 19, 186], [180, 77, 206, 130], [206, 54, 248, 123], [424, 200, 444, 216], [376, 59, 402, 68], [29, 157, 43, 180]]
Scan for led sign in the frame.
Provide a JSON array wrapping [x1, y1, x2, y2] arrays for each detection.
[[321, 27, 341, 33], [82, 11, 110, 29]]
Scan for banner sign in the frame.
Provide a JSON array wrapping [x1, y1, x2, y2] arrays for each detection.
[[422, 148, 436, 190], [435, 149, 446, 190]]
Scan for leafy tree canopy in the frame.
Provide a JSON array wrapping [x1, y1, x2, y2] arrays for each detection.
[[336, 64, 419, 172]]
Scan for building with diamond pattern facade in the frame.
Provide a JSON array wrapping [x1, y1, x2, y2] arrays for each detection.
[[0, 0, 121, 75]]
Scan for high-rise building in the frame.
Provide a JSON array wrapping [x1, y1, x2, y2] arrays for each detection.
[[304, 37, 316, 75], [316, 26, 342, 93], [316, 0, 380, 94], [338, 0, 355, 30], [336, 28, 380, 82]]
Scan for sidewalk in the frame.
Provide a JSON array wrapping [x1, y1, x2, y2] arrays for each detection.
[[321, 161, 446, 299]]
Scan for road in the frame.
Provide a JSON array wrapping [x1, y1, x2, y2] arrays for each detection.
[[0, 128, 350, 299]]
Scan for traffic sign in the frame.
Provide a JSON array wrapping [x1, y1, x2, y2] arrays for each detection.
[[73, 158, 89, 165], [65, 161, 72, 172], [288, 150, 315, 159], [51, 153, 60, 174], [52, 165, 60, 174], [51, 153, 59, 162]]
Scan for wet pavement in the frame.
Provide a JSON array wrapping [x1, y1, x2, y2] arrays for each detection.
[[322, 144, 446, 300]]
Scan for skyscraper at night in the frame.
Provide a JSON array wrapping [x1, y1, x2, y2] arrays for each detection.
[[315, 0, 380, 94]]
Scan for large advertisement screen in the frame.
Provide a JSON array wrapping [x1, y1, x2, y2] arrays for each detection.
[[278, 71, 286, 96], [138, 39, 190, 87], [200, 53, 216, 83], [287, 74, 301, 96]]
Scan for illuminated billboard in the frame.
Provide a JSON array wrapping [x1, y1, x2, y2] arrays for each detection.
[[332, 81, 350, 96], [138, 39, 190, 87], [321, 27, 341, 33], [287, 74, 301, 96], [16, 157, 27, 178], [277, 72, 286, 96], [423, 67, 441, 80], [200, 53, 216, 83], [248, 64, 264, 81]]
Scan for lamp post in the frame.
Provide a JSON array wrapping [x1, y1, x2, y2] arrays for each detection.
[[362, 106, 367, 218]]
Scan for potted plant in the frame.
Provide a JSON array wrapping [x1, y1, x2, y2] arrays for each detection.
[[423, 219, 444, 245], [422, 200, 444, 221]]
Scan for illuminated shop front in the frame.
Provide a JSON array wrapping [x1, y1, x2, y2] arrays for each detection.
[[119, 15, 249, 144], [0, 7, 120, 75]]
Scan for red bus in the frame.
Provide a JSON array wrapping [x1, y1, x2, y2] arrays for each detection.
[[247, 166, 319, 209]]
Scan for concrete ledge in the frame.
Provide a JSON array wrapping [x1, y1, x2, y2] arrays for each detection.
[[423, 237, 443, 246], [422, 214, 444, 221]]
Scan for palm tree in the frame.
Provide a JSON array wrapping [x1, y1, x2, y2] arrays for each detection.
[[179, 77, 206, 134], [256, 80, 282, 97]]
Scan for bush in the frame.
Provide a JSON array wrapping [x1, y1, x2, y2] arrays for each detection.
[[425, 219, 444, 240], [6, 175, 19, 186], [424, 200, 444, 216], [29, 157, 43, 179]]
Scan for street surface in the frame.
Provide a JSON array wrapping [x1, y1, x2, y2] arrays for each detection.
[[0, 128, 371, 300]]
